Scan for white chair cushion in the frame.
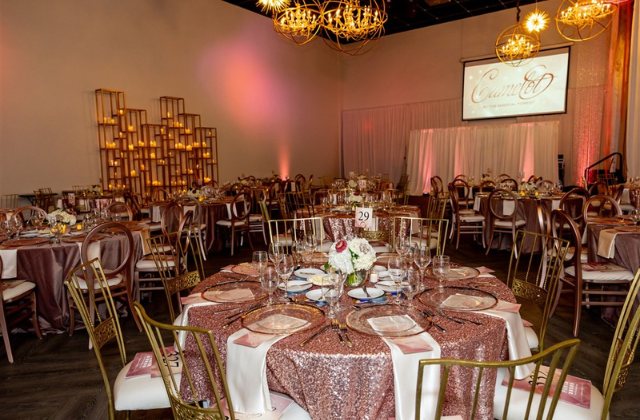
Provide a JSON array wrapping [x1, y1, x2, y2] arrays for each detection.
[[460, 214, 485, 222], [564, 247, 589, 263], [493, 367, 605, 420], [248, 214, 263, 222], [230, 391, 310, 420], [77, 273, 123, 290], [565, 265, 635, 281], [2, 280, 36, 301], [216, 220, 248, 227], [136, 257, 176, 271], [114, 361, 172, 411], [494, 219, 526, 228]]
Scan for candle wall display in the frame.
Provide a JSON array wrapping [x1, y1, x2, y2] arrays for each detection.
[[95, 89, 219, 198]]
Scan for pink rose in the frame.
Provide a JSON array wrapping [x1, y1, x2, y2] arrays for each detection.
[[335, 240, 348, 253]]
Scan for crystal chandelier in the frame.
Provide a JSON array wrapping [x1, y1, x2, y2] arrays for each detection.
[[495, 3, 541, 67], [257, 0, 291, 13], [273, 1, 322, 45], [321, 0, 387, 55], [555, 0, 617, 41]]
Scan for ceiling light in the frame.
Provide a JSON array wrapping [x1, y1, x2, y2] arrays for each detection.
[[524, 9, 549, 33], [555, 0, 617, 41], [273, 1, 322, 45], [495, 3, 541, 67], [257, 0, 291, 13]]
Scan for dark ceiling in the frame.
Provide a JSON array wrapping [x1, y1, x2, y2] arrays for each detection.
[[223, 0, 541, 37]]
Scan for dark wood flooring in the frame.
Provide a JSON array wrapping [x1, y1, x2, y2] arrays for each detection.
[[1, 237, 638, 419]]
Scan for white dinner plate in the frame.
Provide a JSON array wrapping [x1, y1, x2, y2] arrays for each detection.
[[294, 268, 325, 279], [278, 279, 313, 293], [375, 280, 399, 293], [347, 288, 385, 300], [310, 274, 334, 286], [305, 288, 328, 302], [372, 265, 386, 273]]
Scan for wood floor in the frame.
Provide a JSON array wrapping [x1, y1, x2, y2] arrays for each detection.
[[1, 237, 638, 419]]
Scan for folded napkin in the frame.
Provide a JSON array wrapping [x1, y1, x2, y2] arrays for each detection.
[[479, 305, 533, 380], [597, 228, 619, 258], [551, 199, 561, 211], [227, 315, 304, 415], [180, 293, 208, 305], [475, 266, 495, 274], [473, 196, 482, 212], [502, 200, 516, 216], [205, 288, 254, 302], [369, 316, 441, 420]]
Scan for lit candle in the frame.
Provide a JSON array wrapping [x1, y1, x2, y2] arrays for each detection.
[[130, 170, 137, 177], [204, 177, 211, 183], [186, 145, 193, 151], [76, 223, 83, 231], [166, 111, 172, 118], [128, 125, 134, 131], [109, 118, 116, 124], [150, 140, 157, 147], [118, 109, 124, 115], [185, 128, 192, 134], [102, 117, 108, 123], [150, 152, 156, 158], [128, 144, 134, 151]]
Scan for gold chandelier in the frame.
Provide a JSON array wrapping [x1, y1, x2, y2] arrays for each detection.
[[495, 4, 541, 67], [273, 1, 322, 45], [555, 0, 617, 41], [321, 0, 387, 55], [259, 0, 387, 55]]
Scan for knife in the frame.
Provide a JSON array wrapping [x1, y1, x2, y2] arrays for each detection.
[[299, 324, 330, 347]]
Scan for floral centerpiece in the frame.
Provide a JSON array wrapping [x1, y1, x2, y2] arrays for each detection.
[[47, 209, 77, 225], [325, 237, 376, 287]]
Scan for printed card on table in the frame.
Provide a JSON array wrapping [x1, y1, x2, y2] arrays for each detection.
[[126, 346, 181, 378], [504, 365, 591, 408], [355, 207, 374, 229]]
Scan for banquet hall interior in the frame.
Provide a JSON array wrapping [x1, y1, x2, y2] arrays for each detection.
[[1, 0, 640, 419]]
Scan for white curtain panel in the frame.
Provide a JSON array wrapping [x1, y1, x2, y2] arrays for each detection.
[[406, 121, 559, 195], [627, 0, 640, 178]]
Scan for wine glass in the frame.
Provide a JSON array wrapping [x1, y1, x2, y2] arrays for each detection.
[[403, 269, 421, 308], [432, 255, 450, 291], [252, 251, 268, 279], [261, 266, 278, 306], [630, 209, 640, 226], [387, 255, 406, 305], [268, 242, 284, 265], [412, 245, 431, 283], [325, 272, 345, 319], [275, 254, 295, 301], [10, 216, 23, 238], [395, 235, 410, 260], [31, 213, 45, 230]]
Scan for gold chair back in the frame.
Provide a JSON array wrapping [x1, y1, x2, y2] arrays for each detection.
[[507, 230, 570, 351], [0, 194, 18, 209], [105, 201, 133, 221], [65, 259, 126, 420], [393, 216, 449, 256], [416, 338, 581, 420], [133, 302, 235, 420], [267, 216, 325, 252]]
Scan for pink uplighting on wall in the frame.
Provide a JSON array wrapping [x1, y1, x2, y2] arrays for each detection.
[[278, 142, 290, 179]]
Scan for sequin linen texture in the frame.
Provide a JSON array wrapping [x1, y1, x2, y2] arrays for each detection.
[[185, 272, 515, 419]]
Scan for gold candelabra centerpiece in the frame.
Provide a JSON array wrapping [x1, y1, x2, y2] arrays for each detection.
[[555, 0, 616, 41], [273, 1, 322, 45]]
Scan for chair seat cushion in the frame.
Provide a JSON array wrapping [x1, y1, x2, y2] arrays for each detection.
[[2, 280, 36, 301], [248, 214, 263, 222], [460, 214, 485, 222], [114, 361, 172, 411], [564, 247, 589, 263], [565, 265, 635, 281], [77, 273, 123, 290], [493, 367, 605, 420], [216, 220, 248, 227], [494, 219, 526, 228], [136, 258, 176, 271], [524, 326, 539, 350]]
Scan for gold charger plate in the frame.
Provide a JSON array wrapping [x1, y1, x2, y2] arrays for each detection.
[[241, 303, 324, 335], [418, 287, 497, 311], [425, 265, 480, 281], [345, 304, 429, 337], [201, 281, 266, 303], [1, 237, 49, 248]]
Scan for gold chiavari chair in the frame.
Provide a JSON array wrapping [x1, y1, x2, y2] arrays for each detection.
[[65, 259, 169, 419], [215, 191, 253, 256], [507, 229, 570, 352], [393, 216, 449, 256], [12, 206, 47, 228], [416, 338, 580, 420], [583, 194, 622, 222], [133, 303, 311, 420], [448, 182, 484, 249], [105, 201, 133, 221], [485, 189, 526, 255], [425, 194, 447, 220], [0, 257, 42, 363], [496, 268, 640, 419], [558, 187, 590, 235], [266, 216, 325, 253]]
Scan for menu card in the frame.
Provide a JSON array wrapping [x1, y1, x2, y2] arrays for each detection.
[[126, 346, 181, 378]]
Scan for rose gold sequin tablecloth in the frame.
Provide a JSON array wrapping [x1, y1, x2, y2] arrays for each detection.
[[321, 206, 420, 242], [186, 273, 515, 419]]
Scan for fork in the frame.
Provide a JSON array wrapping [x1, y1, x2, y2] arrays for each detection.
[[331, 319, 345, 344], [339, 322, 353, 348]]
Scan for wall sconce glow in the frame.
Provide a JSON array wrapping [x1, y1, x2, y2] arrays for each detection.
[[279, 144, 290, 179]]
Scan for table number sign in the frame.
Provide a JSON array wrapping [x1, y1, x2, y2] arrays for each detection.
[[355, 207, 374, 229]]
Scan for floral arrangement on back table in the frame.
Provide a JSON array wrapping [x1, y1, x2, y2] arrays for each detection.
[[325, 237, 376, 287]]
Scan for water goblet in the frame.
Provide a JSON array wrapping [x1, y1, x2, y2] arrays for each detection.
[[432, 255, 450, 291], [403, 269, 421, 308], [275, 254, 295, 301], [387, 255, 406, 305], [395, 235, 411, 260], [630, 209, 640, 226], [268, 242, 284, 265], [412, 245, 431, 283], [325, 272, 345, 319], [252, 251, 268, 279], [261, 266, 278, 306]]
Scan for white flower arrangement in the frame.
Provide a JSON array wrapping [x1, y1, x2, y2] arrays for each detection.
[[327, 237, 376, 275], [47, 209, 76, 225]]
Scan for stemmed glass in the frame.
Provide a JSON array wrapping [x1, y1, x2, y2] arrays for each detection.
[[275, 254, 295, 301], [432, 255, 450, 291], [387, 255, 406, 305], [412, 245, 431, 283], [325, 271, 345, 319], [261, 266, 278, 306], [268, 242, 284, 266], [395, 235, 411, 261], [252, 251, 268, 279], [403, 269, 421, 308], [31, 213, 45, 230]]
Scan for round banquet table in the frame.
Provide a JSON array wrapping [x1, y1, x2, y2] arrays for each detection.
[[586, 222, 640, 273], [186, 271, 516, 419], [0, 228, 144, 331]]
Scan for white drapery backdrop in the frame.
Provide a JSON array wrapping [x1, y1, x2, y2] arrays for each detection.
[[406, 121, 560, 195], [627, 0, 640, 177]]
